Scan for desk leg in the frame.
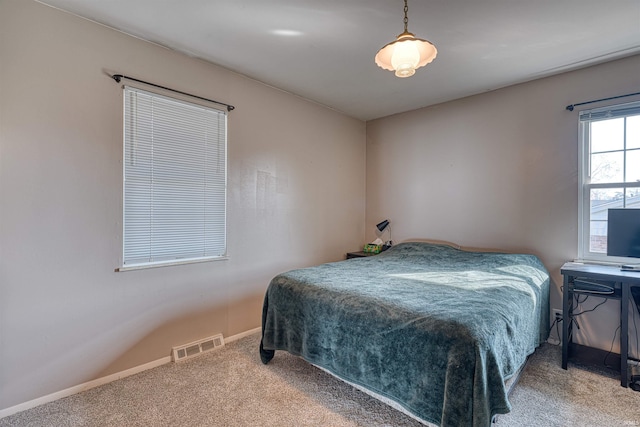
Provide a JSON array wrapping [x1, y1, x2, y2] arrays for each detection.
[[562, 274, 571, 370], [621, 282, 629, 388]]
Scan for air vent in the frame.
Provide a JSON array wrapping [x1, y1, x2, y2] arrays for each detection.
[[172, 334, 225, 362]]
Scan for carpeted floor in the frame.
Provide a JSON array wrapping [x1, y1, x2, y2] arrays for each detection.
[[1, 332, 639, 427]]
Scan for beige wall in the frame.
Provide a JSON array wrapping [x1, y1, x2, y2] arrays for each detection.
[[366, 54, 640, 353], [2, 0, 639, 415], [0, 0, 365, 411]]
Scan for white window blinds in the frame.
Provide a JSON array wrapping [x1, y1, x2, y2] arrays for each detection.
[[123, 86, 227, 267]]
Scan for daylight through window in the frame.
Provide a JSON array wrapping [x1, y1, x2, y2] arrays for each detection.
[[578, 100, 640, 261]]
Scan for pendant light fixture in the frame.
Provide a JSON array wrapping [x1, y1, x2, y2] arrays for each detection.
[[375, 0, 437, 78]]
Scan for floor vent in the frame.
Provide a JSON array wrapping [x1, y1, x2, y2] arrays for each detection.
[[172, 334, 224, 362]]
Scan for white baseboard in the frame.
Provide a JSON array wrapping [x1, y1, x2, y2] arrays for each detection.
[[0, 356, 171, 420], [226, 326, 261, 343], [0, 327, 262, 419]]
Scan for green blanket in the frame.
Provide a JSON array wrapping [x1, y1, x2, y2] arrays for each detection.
[[260, 242, 550, 426]]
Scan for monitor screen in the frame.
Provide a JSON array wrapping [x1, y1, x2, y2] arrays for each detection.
[[607, 209, 640, 258]]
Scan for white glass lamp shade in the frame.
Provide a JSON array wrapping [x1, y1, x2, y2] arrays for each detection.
[[375, 31, 437, 78]]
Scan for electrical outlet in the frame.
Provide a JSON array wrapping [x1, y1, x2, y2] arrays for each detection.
[[553, 309, 563, 321]]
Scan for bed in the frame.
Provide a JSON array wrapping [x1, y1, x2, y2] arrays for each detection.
[[259, 242, 550, 426]]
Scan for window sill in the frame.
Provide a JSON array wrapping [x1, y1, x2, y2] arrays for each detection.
[[115, 255, 229, 272], [575, 255, 637, 267]]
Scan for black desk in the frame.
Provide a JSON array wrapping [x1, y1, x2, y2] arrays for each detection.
[[561, 262, 640, 387]]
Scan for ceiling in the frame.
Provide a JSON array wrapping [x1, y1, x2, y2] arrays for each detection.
[[38, 0, 640, 121]]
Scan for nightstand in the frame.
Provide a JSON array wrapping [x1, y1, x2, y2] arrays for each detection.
[[346, 251, 378, 259]]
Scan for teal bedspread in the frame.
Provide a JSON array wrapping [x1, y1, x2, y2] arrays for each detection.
[[260, 242, 549, 426]]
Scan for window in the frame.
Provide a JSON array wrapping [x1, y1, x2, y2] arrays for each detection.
[[578, 100, 640, 262], [122, 86, 227, 268]]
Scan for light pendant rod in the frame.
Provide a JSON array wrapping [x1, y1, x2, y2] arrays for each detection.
[[403, 0, 409, 33], [375, 0, 437, 78]]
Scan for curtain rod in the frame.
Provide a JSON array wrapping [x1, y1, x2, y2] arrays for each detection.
[[111, 74, 235, 112], [565, 91, 640, 111]]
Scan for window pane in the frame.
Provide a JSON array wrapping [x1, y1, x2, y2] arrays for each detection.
[[590, 188, 624, 219], [628, 115, 640, 149], [591, 118, 624, 153], [629, 188, 640, 209], [580, 102, 640, 261], [590, 188, 624, 253], [627, 149, 640, 183], [590, 151, 623, 183]]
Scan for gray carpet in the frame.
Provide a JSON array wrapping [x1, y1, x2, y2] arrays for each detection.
[[1, 333, 639, 427]]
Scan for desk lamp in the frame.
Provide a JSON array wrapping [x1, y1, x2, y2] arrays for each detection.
[[376, 219, 392, 250]]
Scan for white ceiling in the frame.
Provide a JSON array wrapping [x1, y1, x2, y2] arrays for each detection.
[[38, 0, 640, 121]]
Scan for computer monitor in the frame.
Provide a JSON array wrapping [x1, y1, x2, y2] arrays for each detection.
[[608, 209, 640, 340], [607, 209, 640, 258]]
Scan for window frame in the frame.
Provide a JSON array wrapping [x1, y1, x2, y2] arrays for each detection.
[[118, 85, 228, 271], [577, 100, 640, 263]]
